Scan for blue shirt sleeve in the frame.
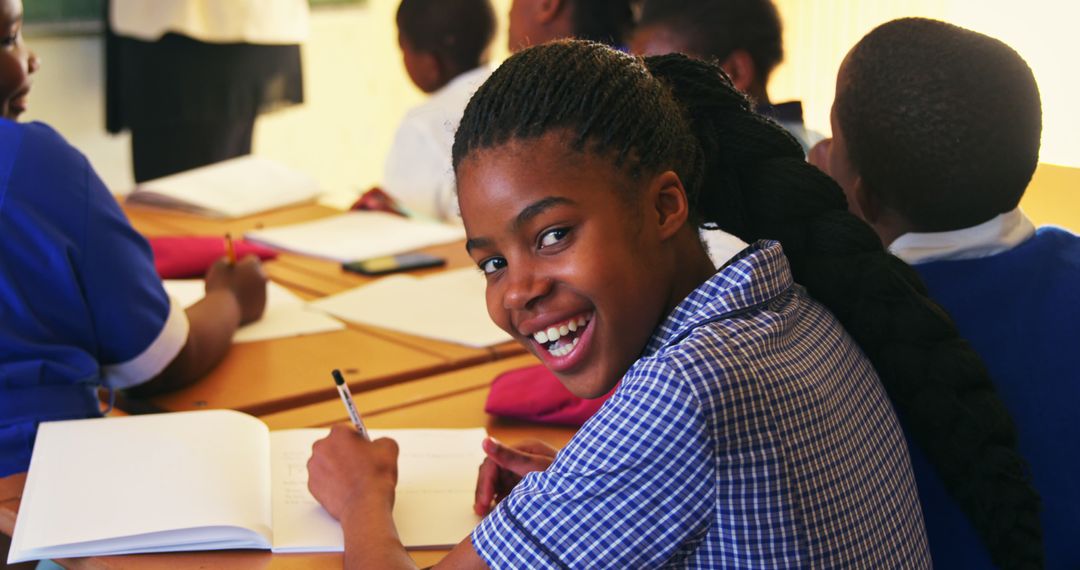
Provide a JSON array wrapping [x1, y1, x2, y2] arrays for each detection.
[[472, 358, 715, 569], [6, 122, 183, 387]]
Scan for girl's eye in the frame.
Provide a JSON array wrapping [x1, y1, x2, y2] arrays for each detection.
[[479, 257, 507, 275], [538, 228, 569, 249], [0, 34, 15, 48]]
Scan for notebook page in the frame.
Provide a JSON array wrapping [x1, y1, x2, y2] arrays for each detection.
[[243, 211, 465, 262], [308, 268, 512, 348], [163, 280, 345, 343], [127, 155, 320, 218], [269, 428, 486, 552], [9, 410, 273, 563]]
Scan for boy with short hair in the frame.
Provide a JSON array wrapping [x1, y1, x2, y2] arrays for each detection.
[[507, 0, 633, 52], [631, 0, 821, 152], [816, 17, 1077, 568], [381, 0, 496, 221]]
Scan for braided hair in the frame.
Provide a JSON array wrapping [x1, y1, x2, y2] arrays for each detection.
[[453, 40, 1042, 568]]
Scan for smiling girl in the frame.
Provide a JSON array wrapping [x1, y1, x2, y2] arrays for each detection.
[[307, 41, 1040, 568]]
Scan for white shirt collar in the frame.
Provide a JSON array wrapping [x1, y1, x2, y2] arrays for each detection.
[[888, 208, 1036, 265]]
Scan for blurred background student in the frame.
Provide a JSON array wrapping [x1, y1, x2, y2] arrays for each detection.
[[506, 0, 633, 51], [380, 0, 496, 221], [106, 0, 309, 183], [631, 0, 822, 153]]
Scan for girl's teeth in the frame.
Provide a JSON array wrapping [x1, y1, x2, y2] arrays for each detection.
[[531, 313, 592, 345]]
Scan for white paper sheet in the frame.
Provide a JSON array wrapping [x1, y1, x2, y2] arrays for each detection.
[[269, 428, 486, 552], [164, 280, 345, 343], [242, 211, 466, 263], [308, 268, 512, 348], [9, 411, 274, 563], [125, 155, 321, 218]]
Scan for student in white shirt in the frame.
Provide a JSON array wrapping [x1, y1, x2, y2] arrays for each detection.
[[382, 0, 496, 221]]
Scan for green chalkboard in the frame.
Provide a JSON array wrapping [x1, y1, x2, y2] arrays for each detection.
[[24, 0, 103, 24]]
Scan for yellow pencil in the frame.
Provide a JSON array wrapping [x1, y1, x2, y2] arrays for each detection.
[[225, 233, 236, 264]]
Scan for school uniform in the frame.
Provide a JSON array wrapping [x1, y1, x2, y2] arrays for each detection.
[[472, 241, 930, 568], [0, 121, 188, 477], [890, 208, 1080, 569], [382, 66, 491, 221]]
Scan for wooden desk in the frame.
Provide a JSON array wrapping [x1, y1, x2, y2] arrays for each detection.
[[138, 329, 454, 417], [121, 202, 523, 367], [0, 357, 578, 569]]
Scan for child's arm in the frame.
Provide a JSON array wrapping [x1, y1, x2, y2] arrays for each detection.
[[126, 256, 267, 397], [307, 425, 496, 570]]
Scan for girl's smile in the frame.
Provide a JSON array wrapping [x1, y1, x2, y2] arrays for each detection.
[[457, 131, 713, 398]]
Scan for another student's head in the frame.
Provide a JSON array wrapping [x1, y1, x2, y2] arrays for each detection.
[[631, 0, 782, 101], [827, 18, 1041, 242], [0, 0, 38, 120], [507, 0, 633, 52], [396, 0, 496, 93], [454, 40, 1042, 567]]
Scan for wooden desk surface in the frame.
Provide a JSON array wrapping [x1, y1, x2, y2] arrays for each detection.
[[0, 356, 578, 569], [121, 202, 522, 365], [137, 329, 453, 417]]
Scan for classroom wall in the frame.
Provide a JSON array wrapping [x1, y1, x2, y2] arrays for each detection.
[[25, 0, 513, 208]]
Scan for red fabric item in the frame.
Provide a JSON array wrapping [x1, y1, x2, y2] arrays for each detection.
[[149, 236, 279, 278], [485, 364, 614, 427]]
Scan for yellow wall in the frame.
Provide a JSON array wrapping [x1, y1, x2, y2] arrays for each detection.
[[1023, 164, 1080, 232]]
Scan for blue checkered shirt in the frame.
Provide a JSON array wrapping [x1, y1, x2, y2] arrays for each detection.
[[472, 241, 930, 568]]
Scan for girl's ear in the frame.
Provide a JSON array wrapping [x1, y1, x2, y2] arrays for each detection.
[[719, 50, 757, 94], [537, 0, 567, 23], [649, 170, 691, 241]]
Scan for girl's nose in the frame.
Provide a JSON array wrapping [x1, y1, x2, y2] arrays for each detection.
[[27, 51, 40, 75], [503, 270, 553, 311]]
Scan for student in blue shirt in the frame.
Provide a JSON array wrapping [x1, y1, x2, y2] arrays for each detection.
[[0, 0, 268, 478], [306, 41, 1041, 568], [813, 17, 1073, 568]]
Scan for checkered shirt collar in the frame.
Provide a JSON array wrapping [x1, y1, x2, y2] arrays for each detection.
[[643, 240, 794, 357]]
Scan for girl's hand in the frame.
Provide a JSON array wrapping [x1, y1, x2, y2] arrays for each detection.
[[307, 424, 400, 522], [205, 255, 267, 325], [473, 437, 557, 516]]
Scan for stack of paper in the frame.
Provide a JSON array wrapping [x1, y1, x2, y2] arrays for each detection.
[[163, 280, 345, 343], [125, 155, 321, 218], [309, 268, 512, 348], [243, 211, 465, 262], [8, 410, 486, 561]]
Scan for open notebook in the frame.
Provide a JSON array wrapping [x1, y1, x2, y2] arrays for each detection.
[[125, 156, 321, 218], [162, 280, 345, 343], [8, 411, 485, 563]]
